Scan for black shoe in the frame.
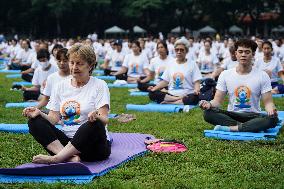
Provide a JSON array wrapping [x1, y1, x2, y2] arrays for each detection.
[[11, 84, 23, 90]]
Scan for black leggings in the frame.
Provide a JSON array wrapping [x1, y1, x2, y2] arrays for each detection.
[[23, 91, 40, 101], [137, 81, 155, 92], [203, 108, 279, 132], [28, 116, 111, 162], [149, 90, 199, 105]]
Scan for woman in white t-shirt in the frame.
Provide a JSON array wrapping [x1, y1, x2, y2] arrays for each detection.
[[113, 40, 149, 83], [137, 41, 174, 91], [254, 41, 284, 94], [196, 40, 219, 76], [148, 38, 202, 105], [23, 44, 111, 164]]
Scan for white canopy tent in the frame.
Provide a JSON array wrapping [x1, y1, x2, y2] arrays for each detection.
[[104, 26, 126, 34], [199, 26, 216, 33], [171, 26, 190, 33], [228, 25, 243, 33], [133, 25, 146, 33]]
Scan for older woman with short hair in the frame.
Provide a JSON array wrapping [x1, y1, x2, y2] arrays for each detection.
[[23, 44, 111, 164], [148, 38, 202, 105]]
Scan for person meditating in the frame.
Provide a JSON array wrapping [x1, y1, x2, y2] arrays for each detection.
[[199, 39, 279, 132], [148, 38, 202, 105], [23, 44, 111, 164]]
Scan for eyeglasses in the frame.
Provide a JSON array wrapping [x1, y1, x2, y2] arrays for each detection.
[[175, 48, 185, 53]]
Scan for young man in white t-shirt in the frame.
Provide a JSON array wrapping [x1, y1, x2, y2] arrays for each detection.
[[199, 39, 278, 132]]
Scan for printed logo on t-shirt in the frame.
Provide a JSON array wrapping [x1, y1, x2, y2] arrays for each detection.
[[173, 72, 184, 89], [60, 100, 81, 126], [157, 66, 165, 79], [115, 61, 122, 67], [234, 86, 251, 110], [130, 63, 139, 74]]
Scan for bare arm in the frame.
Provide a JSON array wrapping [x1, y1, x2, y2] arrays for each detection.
[[199, 89, 226, 110], [112, 66, 127, 76], [21, 68, 34, 74], [262, 92, 277, 116], [140, 70, 154, 83], [88, 104, 109, 125], [193, 80, 201, 95], [22, 85, 40, 92], [36, 95, 49, 109], [150, 80, 169, 91], [211, 67, 224, 79], [23, 107, 60, 125]]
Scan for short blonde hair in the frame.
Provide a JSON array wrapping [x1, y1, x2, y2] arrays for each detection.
[[67, 44, 96, 75]]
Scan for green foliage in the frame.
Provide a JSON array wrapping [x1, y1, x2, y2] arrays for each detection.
[[0, 72, 284, 188]]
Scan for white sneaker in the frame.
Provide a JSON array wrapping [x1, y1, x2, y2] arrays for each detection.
[[183, 105, 190, 112]]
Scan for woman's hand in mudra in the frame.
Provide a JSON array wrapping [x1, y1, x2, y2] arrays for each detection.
[[88, 110, 100, 122], [22, 107, 41, 118]]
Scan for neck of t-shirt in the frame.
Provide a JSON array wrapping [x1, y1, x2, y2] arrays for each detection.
[[71, 76, 90, 88], [263, 55, 272, 63], [236, 64, 252, 75]]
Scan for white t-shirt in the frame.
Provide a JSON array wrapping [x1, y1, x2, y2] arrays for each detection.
[[162, 60, 202, 96], [197, 52, 219, 73], [254, 57, 283, 82], [16, 49, 33, 64], [217, 67, 272, 113], [148, 56, 174, 84], [221, 58, 238, 70], [106, 50, 126, 71], [49, 76, 110, 139], [122, 53, 149, 78], [32, 64, 58, 93]]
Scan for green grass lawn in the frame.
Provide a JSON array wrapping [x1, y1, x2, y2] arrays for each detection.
[[0, 73, 283, 188]]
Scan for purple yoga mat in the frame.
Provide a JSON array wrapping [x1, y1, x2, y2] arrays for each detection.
[[0, 133, 154, 176]]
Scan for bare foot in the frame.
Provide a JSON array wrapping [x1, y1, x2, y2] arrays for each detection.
[[68, 155, 81, 162], [272, 87, 279, 94], [32, 154, 56, 164]]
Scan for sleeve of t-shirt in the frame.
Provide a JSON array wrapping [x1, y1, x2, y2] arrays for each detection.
[[261, 71, 272, 94], [191, 63, 203, 82], [216, 71, 227, 92], [142, 55, 149, 69], [276, 59, 284, 72], [31, 69, 40, 86], [122, 54, 129, 67], [148, 58, 155, 71], [95, 81, 110, 110], [48, 84, 61, 111], [42, 75, 52, 96], [31, 60, 38, 69], [221, 59, 228, 69], [213, 55, 219, 64], [161, 68, 170, 82]]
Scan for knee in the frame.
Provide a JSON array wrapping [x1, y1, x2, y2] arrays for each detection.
[[149, 91, 165, 103], [28, 115, 44, 131], [182, 94, 199, 105]]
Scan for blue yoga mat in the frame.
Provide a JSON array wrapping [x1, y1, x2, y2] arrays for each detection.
[[108, 83, 137, 88], [96, 75, 116, 81], [130, 91, 149, 96], [93, 70, 104, 75], [6, 74, 21, 78], [126, 103, 196, 113], [272, 94, 284, 98], [204, 111, 284, 141], [12, 81, 32, 86], [0, 133, 154, 184], [0, 70, 21, 73], [0, 114, 117, 133], [5, 102, 38, 108]]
